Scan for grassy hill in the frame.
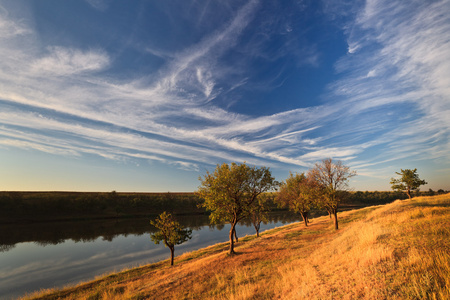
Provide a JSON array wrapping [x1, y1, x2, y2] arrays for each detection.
[[24, 194, 450, 299]]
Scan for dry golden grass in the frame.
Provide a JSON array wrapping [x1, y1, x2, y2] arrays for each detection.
[[23, 194, 450, 300]]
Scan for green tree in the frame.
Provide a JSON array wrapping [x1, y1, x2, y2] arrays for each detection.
[[150, 212, 192, 266], [308, 158, 356, 230], [276, 172, 316, 227], [249, 193, 273, 237], [390, 168, 427, 200], [198, 162, 277, 254]]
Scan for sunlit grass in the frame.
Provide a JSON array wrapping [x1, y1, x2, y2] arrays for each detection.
[[23, 194, 450, 300]]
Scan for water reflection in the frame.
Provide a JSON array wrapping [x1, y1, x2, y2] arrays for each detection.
[[0, 217, 192, 252], [0, 244, 15, 253], [0, 211, 300, 252], [0, 211, 301, 299]]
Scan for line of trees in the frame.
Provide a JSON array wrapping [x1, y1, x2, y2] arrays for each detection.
[[153, 158, 355, 264], [0, 192, 204, 222], [152, 161, 435, 265], [195, 158, 355, 256]]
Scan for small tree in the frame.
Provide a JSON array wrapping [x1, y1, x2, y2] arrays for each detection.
[[150, 212, 192, 266], [249, 193, 273, 237], [276, 172, 316, 227], [198, 162, 277, 255], [390, 168, 427, 200], [308, 158, 356, 230]]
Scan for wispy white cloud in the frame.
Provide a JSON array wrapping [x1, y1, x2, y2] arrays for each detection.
[[347, 41, 360, 54], [171, 1, 258, 101], [0, 7, 30, 38], [30, 47, 110, 75], [0, 137, 80, 157], [196, 67, 215, 99]]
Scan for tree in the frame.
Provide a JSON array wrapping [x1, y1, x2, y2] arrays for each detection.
[[198, 162, 277, 254], [249, 193, 273, 237], [390, 168, 427, 200], [308, 158, 356, 230], [276, 172, 316, 227], [150, 212, 192, 266]]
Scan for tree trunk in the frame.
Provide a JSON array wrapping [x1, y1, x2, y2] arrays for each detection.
[[301, 212, 308, 227], [254, 222, 260, 237], [333, 209, 338, 230], [407, 188, 411, 199], [170, 246, 175, 266], [233, 227, 238, 242], [229, 223, 236, 254]]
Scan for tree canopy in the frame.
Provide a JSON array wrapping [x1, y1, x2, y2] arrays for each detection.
[[197, 162, 277, 254], [390, 168, 427, 199]]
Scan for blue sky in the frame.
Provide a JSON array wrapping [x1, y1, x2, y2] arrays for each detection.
[[0, 0, 449, 192]]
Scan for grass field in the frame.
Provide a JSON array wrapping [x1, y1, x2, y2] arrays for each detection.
[[23, 193, 450, 299]]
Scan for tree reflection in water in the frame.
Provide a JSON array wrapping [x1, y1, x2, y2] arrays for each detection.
[[0, 211, 302, 251]]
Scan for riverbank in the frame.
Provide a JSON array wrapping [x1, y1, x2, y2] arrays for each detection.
[[23, 194, 450, 299]]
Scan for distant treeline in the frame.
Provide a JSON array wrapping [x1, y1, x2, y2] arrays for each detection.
[[0, 189, 447, 223], [0, 191, 205, 223]]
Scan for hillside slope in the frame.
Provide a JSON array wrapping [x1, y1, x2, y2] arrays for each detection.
[[25, 194, 450, 300]]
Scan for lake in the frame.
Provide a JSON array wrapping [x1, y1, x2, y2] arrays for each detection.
[[0, 212, 301, 299]]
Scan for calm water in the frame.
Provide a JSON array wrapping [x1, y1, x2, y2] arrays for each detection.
[[0, 212, 300, 299]]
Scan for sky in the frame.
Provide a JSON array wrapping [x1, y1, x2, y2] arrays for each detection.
[[0, 0, 449, 192]]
